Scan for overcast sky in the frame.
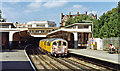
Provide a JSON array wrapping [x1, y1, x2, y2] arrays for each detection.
[[1, 0, 118, 27]]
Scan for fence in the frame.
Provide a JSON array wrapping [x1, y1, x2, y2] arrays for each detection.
[[103, 37, 120, 51]]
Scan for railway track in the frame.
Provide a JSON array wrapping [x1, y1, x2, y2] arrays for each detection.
[[26, 45, 120, 71], [70, 53, 120, 71]]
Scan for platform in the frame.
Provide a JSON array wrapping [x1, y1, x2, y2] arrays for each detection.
[[68, 49, 120, 64], [0, 49, 33, 71]]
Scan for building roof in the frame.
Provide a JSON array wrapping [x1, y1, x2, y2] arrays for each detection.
[[26, 21, 56, 25], [65, 23, 92, 28], [0, 22, 13, 25], [40, 38, 67, 42]]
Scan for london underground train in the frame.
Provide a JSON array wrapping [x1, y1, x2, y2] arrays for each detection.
[[39, 38, 68, 56]]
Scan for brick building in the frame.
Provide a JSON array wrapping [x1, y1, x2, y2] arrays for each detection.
[[61, 11, 97, 26]]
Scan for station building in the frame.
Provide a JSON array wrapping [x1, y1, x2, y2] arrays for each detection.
[[47, 22, 92, 49], [25, 21, 58, 37], [1, 12, 92, 49], [0, 22, 30, 49], [14, 21, 58, 37], [1, 21, 92, 49], [0, 22, 15, 49], [1, 21, 58, 49]]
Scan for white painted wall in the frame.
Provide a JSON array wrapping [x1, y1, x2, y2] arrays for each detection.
[[73, 32, 78, 41], [32, 24, 36, 27], [45, 24, 48, 27], [9, 31, 18, 41], [89, 25, 91, 32], [94, 38, 103, 50]]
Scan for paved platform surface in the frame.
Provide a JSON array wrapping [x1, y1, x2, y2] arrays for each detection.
[[0, 49, 33, 71], [68, 49, 120, 64]]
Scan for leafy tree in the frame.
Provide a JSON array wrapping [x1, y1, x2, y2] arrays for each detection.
[[118, 1, 120, 37]]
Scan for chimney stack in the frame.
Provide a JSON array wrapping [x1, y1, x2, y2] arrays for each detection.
[[69, 12, 71, 17], [16, 22, 18, 24], [85, 11, 87, 15], [94, 14, 97, 19], [61, 13, 63, 19], [77, 12, 79, 16]]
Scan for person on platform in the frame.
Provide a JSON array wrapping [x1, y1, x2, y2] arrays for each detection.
[[109, 44, 115, 53]]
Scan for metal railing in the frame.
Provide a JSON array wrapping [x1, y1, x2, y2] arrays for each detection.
[[103, 37, 120, 51]]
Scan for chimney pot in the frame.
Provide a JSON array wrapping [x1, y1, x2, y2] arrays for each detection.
[[69, 12, 71, 17], [77, 12, 79, 16], [86, 11, 87, 15], [61, 13, 63, 18]]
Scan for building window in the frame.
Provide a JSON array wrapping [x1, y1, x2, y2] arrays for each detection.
[[84, 26, 88, 28], [47, 30, 51, 32], [36, 30, 39, 33], [29, 30, 34, 33], [38, 30, 41, 33], [37, 24, 45, 27], [28, 25, 32, 27], [73, 26, 76, 29], [41, 30, 44, 33], [29, 30, 31, 32], [78, 25, 84, 29]]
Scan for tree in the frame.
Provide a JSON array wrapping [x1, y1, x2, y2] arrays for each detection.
[[118, 1, 120, 37]]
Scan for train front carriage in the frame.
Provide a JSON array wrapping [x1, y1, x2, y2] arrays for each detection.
[[51, 39, 68, 56], [39, 38, 68, 57]]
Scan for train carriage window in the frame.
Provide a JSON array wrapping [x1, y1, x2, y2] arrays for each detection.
[[53, 42, 57, 46], [47, 42, 50, 46], [44, 41, 46, 45], [63, 42, 66, 46]]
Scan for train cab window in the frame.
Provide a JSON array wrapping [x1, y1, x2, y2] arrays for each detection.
[[59, 41, 61, 46], [63, 42, 66, 46], [53, 42, 57, 46]]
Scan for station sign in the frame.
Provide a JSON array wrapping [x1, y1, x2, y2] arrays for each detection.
[[91, 37, 94, 45]]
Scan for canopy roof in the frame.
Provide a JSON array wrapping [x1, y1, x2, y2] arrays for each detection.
[[40, 38, 67, 42]]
